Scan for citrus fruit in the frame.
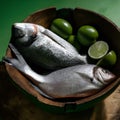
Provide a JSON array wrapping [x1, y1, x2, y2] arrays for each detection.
[[67, 35, 81, 51], [77, 25, 99, 46], [50, 18, 72, 39], [97, 50, 117, 67], [88, 41, 109, 59]]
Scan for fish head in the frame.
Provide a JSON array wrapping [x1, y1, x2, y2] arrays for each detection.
[[11, 23, 45, 46], [94, 67, 116, 86]]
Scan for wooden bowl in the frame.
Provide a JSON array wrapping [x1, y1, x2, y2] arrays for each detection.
[[5, 7, 120, 113]]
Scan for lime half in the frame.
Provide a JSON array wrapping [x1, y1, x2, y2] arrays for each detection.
[[88, 41, 109, 59]]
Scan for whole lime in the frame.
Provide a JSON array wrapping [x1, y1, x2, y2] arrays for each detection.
[[77, 25, 99, 46], [50, 18, 72, 39], [67, 35, 81, 51]]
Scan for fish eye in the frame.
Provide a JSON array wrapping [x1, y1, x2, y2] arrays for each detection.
[[102, 69, 110, 74], [31, 34, 37, 39], [90, 78, 93, 82], [13, 28, 25, 38]]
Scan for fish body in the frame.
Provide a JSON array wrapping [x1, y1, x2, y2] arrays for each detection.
[[11, 23, 87, 69], [3, 44, 116, 99], [27, 63, 116, 99]]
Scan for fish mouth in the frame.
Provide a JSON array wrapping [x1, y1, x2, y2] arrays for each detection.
[[12, 23, 25, 38], [94, 67, 116, 85], [94, 67, 105, 85], [103, 72, 116, 83]]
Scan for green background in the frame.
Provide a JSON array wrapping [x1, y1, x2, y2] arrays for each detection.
[[0, 0, 120, 60]]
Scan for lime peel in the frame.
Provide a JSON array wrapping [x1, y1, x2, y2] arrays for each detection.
[[97, 50, 117, 67], [77, 25, 99, 46]]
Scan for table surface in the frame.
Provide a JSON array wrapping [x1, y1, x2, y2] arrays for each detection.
[[1, 0, 120, 60]]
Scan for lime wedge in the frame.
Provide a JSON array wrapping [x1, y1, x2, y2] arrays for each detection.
[[97, 50, 117, 67], [88, 41, 109, 59]]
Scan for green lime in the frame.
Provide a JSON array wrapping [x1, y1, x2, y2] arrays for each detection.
[[67, 35, 75, 44], [88, 41, 109, 59], [97, 50, 117, 67], [77, 25, 99, 46], [67, 35, 81, 51], [50, 18, 72, 39]]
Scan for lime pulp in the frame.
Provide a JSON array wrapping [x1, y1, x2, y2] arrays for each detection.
[[88, 41, 109, 59]]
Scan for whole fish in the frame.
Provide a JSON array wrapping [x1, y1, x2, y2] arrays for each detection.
[[11, 23, 87, 70], [3, 44, 116, 100]]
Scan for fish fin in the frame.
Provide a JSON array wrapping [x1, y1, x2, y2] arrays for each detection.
[[2, 56, 13, 66], [9, 43, 27, 64], [43, 29, 79, 54], [3, 43, 30, 74], [31, 83, 55, 100], [43, 29, 66, 48], [5, 43, 47, 85]]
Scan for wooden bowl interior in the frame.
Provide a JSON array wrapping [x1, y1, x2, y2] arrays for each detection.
[[5, 7, 120, 108]]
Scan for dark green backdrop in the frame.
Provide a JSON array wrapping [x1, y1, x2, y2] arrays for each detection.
[[0, 0, 120, 60]]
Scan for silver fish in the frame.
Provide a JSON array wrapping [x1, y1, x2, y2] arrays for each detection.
[[3, 44, 116, 100], [11, 23, 87, 69]]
